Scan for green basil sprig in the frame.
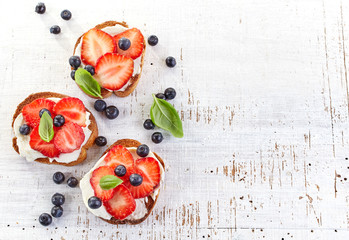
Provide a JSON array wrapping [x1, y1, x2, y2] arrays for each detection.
[[150, 94, 183, 138], [39, 111, 54, 142], [99, 175, 123, 190], [74, 68, 103, 98]]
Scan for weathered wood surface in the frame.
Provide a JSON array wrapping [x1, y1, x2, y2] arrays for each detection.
[[1, 0, 349, 239]]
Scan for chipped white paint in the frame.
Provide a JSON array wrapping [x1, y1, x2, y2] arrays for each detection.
[[1, 0, 349, 239]]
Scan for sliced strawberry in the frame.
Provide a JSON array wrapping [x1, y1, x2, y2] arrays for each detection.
[[53, 122, 85, 153], [94, 53, 134, 90], [104, 145, 135, 181], [29, 126, 60, 158], [53, 97, 86, 127], [81, 28, 116, 66], [22, 98, 56, 128], [124, 157, 161, 199], [90, 166, 116, 201], [104, 184, 136, 220], [113, 28, 144, 59]]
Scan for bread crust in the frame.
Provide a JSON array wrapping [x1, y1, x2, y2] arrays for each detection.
[[12, 92, 98, 166], [73, 21, 146, 99], [98, 139, 164, 225]]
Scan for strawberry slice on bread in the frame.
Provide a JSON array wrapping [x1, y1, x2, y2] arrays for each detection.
[[113, 28, 144, 60], [53, 97, 86, 127], [29, 126, 60, 158], [22, 98, 56, 128], [54, 122, 85, 153], [90, 166, 116, 201]]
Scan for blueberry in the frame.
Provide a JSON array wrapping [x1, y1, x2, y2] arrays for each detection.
[[155, 93, 166, 100], [129, 173, 143, 186], [35, 2, 46, 14], [71, 70, 76, 80], [105, 106, 119, 119], [50, 25, 61, 34], [118, 37, 131, 51], [137, 144, 149, 157], [148, 35, 158, 46], [51, 193, 65, 206], [94, 100, 107, 112], [88, 196, 102, 209], [152, 132, 163, 144], [67, 177, 79, 188], [51, 206, 63, 218], [84, 65, 95, 75], [164, 87, 176, 100], [95, 136, 107, 146], [60, 10, 72, 20], [53, 172, 65, 184], [69, 56, 81, 69], [39, 108, 51, 118], [39, 213, 52, 226], [53, 115, 65, 127], [19, 124, 30, 135], [165, 56, 176, 68], [114, 165, 126, 177], [143, 119, 155, 130]]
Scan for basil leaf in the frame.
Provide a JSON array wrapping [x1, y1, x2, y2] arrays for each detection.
[[99, 175, 123, 190], [39, 111, 54, 142], [150, 94, 183, 138], [75, 68, 103, 98]]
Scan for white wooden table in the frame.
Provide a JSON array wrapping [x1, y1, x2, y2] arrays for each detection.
[[1, 0, 349, 239]]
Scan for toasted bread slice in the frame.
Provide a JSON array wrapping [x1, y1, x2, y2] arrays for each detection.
[[98, 139, 164, 225], [12, 92, 98, 166], [73, 21, 146, 99]]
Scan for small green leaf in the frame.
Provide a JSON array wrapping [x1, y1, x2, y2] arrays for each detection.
[[150, 94, 183, 138], [75, 68, 103, 98], [39, 111, 54, 142], [99, 175, 123, 190]]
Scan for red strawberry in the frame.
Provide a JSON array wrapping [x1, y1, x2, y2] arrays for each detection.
[[53, 97, 86, 127], [104, 184, 136, 220], [54, 122, 85, 153], [104, 145, 135, 181], [90, 166, 115, 201], [95, 53, 134, 90], [81, 28, 116, 66], [113, 28, 144, 59], [29, 126, 60, 158], [22, 98, 56, 128], [124, 157, 161, 199]]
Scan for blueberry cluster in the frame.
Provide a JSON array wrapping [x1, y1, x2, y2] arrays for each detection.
[[38, 172, 79, 226], [69, 56, 95, 80], [35, 3, 72, 35], [143, 118, 163, 144]]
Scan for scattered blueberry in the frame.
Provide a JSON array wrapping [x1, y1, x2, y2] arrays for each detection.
[[164, 87, 176, 100], [69, 56, 81, 69], [71, 70, 76, 80], [51, 193, 65, 206], [148, 35, 158, 46], [84, 65, 95, 75], [118, 37, 131, 51], [152, 132, 163, 144], [129, 173, 143, 186], [137, 144, 149, 157], [88, 196, 102, 209], [53, 172, 65, 184], [19, 124, 30, 135], [95, 136, 107, 146], [35, 2, 46, 14], [94, 100, 107, 112], [53, 115, 65, 127], [60, 10, 72, 20], [39, 213, 52, 226], [143, 119, 155, 130], [67, 177, 79, 188], [105, 106, 119, 119], [50, 25, 61, 34], [51, 206, 63, 218], [39, 108, 51, 118], [155, 93, 166, 100], [114, 165, 127, 177], [165, 56, 176, 68]]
